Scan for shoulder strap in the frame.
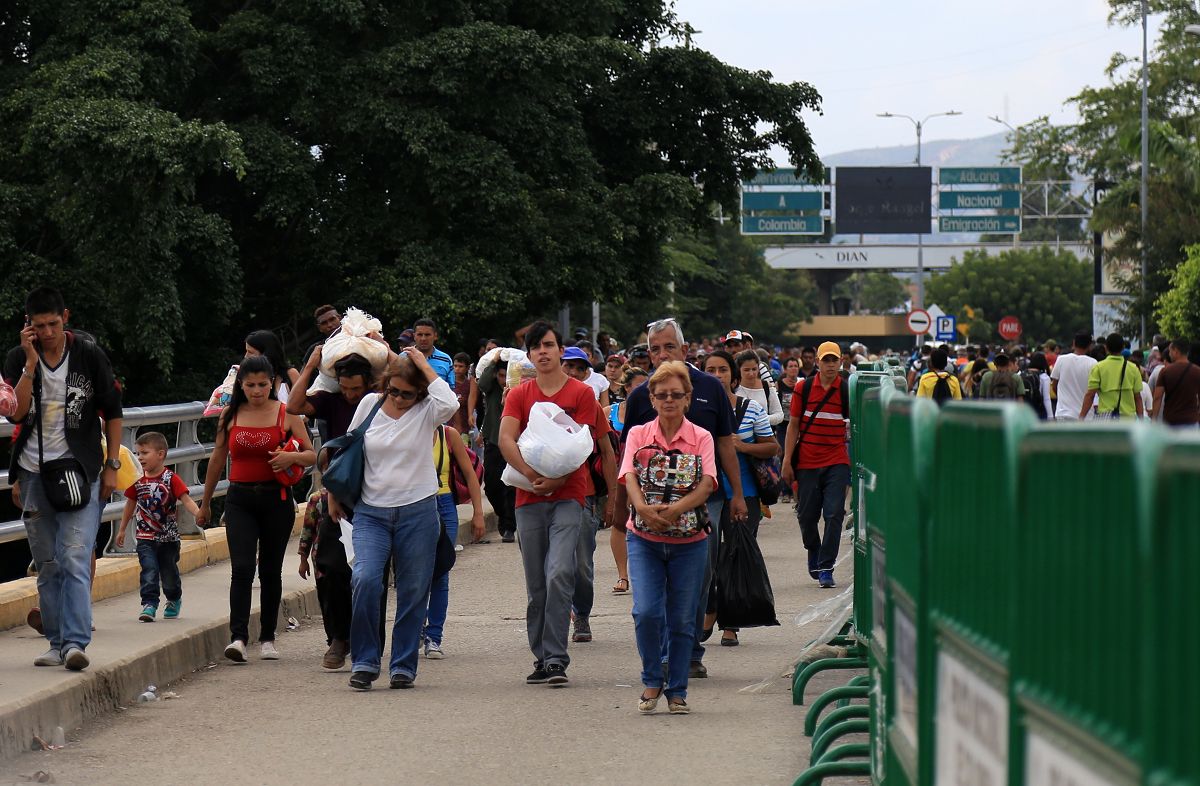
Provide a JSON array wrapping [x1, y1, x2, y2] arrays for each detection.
[[734, 396, 750, 428], [1165, 362, 1195, 400], [277, 402, 287, 430], [436, 424, 446, 476], [796, 376, 840, 450], [1114, 359, 1128, 412], [32, 361, 44, 469]]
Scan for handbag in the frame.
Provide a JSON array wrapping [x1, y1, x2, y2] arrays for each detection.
[[734, 397, 783, 506], [272, 404, 306, 487], [630, 443, 709, 538], [32, 367, 90, 512], [321, 396, 386, 507]]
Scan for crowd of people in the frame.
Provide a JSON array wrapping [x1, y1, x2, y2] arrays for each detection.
[[4, 285, 1199, 716]]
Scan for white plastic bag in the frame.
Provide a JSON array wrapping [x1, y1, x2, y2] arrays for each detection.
[[203, 364, 239, 416], [518, 402, 593, 479], [501, 463, 535, 491], [308, 307, 389, 394], [506, 350, 536, 390], [339, 517, 355, 567]]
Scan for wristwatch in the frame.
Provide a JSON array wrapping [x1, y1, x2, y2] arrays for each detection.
[[104, 458, 122, 470]]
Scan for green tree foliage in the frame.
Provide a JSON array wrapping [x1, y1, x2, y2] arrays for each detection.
[[1155, 243, 1200, 341], [832, 271, 908, 315], [987, 118, 1091, 245], [0, 0, 822, 403], [925, 247, 1092, 343]]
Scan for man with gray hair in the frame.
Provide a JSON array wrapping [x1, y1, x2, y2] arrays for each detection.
[[613, 317, 746, 679]]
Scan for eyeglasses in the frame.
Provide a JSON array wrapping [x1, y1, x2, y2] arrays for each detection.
[[386, 386, 418, 400], [652, 392, 688, 401]]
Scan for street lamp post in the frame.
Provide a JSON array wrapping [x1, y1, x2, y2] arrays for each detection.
[[1141, 0, 1149, 345], [989, 115, 1021, 251], [877, 111, 962, 312]]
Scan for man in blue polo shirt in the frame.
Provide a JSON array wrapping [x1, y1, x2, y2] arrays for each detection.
[[412, 318, 454, 387], [614, 317, 746, 679]]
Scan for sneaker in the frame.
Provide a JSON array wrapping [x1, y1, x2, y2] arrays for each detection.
[[501, 532, 515, 543], [424, 640, 444, 659], [689, 660, 707, 679], [163, 599, 181, 619], [34, 648, 63, 667], [27, 607, 44, 635], [224, 640, 247, 662], [572, 616, 592, 643], [389, 673, 414, 689], [808, 550, 819, 580], [668, 699, 691, 715], [63, 647, 89, 671], [819, 570, 835, 588], [526, 663, 549, 684], [546, 664, 568, 686], [260, 641, 280, 660], [349, 671, 374, 691], [139, 605, 156, 622], [323, 640, 349, 670]]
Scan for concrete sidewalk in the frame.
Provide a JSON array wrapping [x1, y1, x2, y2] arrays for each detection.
[[0, 501, 496, 759]]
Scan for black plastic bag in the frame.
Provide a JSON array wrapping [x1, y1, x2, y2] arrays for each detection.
[[714, 518, 781, 629]]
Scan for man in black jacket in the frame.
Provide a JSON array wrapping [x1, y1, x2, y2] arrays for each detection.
[[3, 286, 123, 671]]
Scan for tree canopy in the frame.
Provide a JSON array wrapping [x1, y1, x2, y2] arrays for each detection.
[[0, 0, 822, 403]]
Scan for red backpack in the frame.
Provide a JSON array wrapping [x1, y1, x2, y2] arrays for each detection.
[[443, 426, 483, 505]]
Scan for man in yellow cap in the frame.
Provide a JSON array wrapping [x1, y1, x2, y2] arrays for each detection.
[[781, 341, 850, 588]]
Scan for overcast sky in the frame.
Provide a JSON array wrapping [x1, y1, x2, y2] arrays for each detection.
[[672, 0, 1159, 161]]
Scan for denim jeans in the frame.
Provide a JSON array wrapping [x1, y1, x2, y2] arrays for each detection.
[[350, 496, 440, 679], [515, 499, 582, 669], [136, 539, 182, 608], [797, 464, 850, 571], [423, 493, 459, 644], [21, 471, 102, 653], [627, 532, 708, 700], [689, 498, 725, 663], [571, 495, 600, 618]]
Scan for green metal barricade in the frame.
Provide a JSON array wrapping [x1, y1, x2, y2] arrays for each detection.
[[879, 387, 938, 786], [1145, 435, 1200, 786], [925, 401, 1035, 786]]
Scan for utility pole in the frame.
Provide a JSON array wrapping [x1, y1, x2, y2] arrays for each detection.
[[1141, 0, 1149, 346]]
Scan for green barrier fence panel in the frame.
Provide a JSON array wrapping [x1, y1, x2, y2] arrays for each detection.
[[927, 401, 1036, 786], [1146, 435, 1200, 786], [1013, 423, 1161, 786], [879, 387, 939, 786]]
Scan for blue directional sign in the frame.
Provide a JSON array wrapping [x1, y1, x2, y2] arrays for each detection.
[[742, 215, 824, 235], [938, 191, 1021, 210], [935, 315, 957, 342], [939, 215, 1021, 233], [741, 192, 824, 211]]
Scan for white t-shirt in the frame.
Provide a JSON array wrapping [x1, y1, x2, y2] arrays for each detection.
[[582, 370, 608, 401], [1050, 352, 1097, 420], [345, 377, 461, 508], [738, 384, 784, 426], [18, 356, 73, 473]]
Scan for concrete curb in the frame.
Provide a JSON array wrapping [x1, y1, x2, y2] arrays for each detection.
[[0, 584, 318, 760]]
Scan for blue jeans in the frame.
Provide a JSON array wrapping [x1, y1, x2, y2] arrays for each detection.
[[21, 471, 102, 653], [136, 539, 182, 608], [571, 495, 600, 618], [350, 496, 440, 679], [515, 499, 582, 669], [628, 532, 708, 700], [797, 464, 850, 571], [423, 493, 459, 644], [689, 498, 725, 663]]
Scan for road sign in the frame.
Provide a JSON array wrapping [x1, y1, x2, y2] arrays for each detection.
[[741, 192, 823, 211], [938, 167, 1022, 185], [935, 315, 957, 342], [998, 316, 1022, 340], [938, 191, 1021, 210], [741, 215, 823, 235], [939, 216, 1021, 234], [742, 169, 816, 187], [836, 167, 932, 234], [906, 309, 931, 336]]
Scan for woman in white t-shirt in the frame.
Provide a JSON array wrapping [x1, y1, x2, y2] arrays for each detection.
[[733, 350, 783, 426], [335, 348, 460, 692]]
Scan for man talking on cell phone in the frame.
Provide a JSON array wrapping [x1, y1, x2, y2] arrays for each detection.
[[3, 286, 123, 671]]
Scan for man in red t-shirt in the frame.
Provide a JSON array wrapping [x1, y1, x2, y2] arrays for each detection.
[[781, 341, 851, 589], [500, 321, 617, 687]]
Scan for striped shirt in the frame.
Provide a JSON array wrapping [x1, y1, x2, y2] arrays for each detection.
[[788, 375, 849, 469], [724, 397, 773, 499]]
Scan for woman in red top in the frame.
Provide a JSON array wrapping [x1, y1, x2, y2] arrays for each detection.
[[198, 354, 315, 662]]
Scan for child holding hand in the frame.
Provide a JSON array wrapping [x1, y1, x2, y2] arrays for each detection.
[[117, 432, 200, 622]]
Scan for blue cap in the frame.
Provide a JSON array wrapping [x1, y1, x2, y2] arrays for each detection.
[[562, 347, 590, 363]]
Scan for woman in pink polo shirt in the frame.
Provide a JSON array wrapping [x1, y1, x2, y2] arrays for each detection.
[[619, 361, 716, 716]]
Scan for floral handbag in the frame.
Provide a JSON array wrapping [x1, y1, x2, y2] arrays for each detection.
[[631, 444, 710, 538]]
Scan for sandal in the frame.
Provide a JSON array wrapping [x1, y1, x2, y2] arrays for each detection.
[[638, 689, 661, 714], [613, 578, 630, 594]]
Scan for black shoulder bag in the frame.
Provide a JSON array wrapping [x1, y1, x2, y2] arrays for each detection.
[[33, 364, 91, 512]]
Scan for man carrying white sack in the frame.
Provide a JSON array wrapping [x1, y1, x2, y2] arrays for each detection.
[[499, 320, 617, 687]]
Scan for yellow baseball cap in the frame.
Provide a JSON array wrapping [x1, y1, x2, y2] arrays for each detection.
[[817, 341, 842, 360]]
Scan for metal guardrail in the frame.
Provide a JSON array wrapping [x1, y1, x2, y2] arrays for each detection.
[[0, 401, 321, 555]]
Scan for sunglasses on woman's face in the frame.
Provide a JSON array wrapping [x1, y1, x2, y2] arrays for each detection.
[[652, 392, 687, 401], [386, 386, 418, 400]]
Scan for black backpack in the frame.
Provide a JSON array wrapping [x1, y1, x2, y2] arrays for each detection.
[[930, 372, 954, 406], [1019, 369, 1045, 418]]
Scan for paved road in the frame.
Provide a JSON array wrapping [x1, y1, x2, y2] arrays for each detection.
[[0, 505, 862, 786]]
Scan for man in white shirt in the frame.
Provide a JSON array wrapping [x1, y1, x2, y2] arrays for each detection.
[[1051, 331, 1098, 421]]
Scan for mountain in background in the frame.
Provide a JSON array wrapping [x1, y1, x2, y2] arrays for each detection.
[[822, 132, 1010, 168]]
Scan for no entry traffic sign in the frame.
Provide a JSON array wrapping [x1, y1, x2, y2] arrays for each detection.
[[906, 309, 931, 336], [998, 316, 1022, 340]]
